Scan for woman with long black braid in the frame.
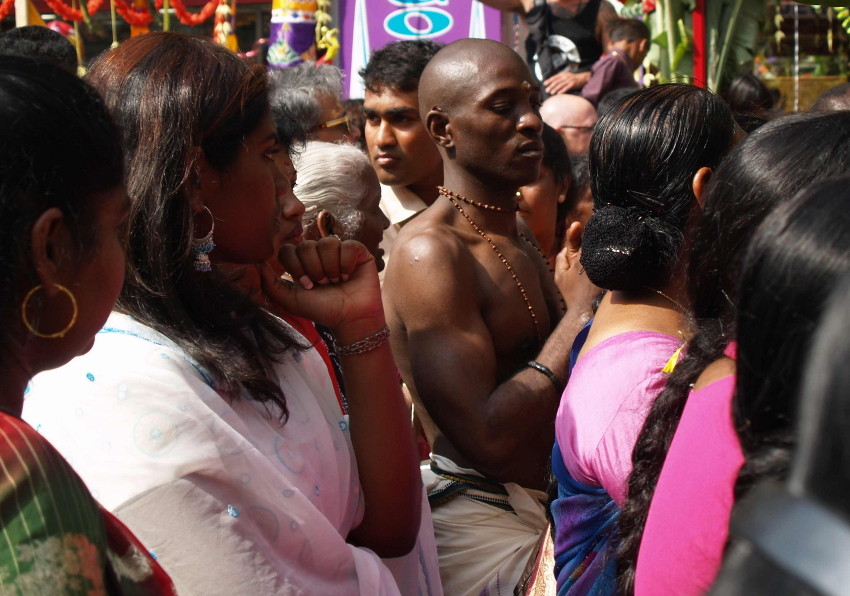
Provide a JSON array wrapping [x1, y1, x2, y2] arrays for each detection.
[[625, 112, 850, 596]]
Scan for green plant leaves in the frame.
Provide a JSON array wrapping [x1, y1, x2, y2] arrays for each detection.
[[706, 0, 766, 91]]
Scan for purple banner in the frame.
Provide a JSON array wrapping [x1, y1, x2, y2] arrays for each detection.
[[338, 0, 505, 97]]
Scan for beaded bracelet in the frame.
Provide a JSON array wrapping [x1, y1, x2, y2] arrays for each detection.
[[527, 360, 564, 392], [334, 326, 391, 356]]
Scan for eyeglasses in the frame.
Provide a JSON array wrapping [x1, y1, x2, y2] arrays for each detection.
[[316, 114, 352, 134]]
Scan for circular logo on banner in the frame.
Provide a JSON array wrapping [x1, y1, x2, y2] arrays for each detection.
[[384, 7, 453, 39]]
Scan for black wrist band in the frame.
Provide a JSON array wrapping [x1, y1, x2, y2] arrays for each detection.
[[527, 360, 564, 392]]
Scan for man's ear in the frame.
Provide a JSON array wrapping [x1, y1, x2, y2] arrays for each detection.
[[315, 209, 337, 238], [638, 38, 648, 55], [30, 207, 72, 292], [692, 166, 712, 208], [426, 109, 452, 149]]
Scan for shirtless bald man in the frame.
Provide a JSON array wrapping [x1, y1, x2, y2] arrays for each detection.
[[382, 39, 596, 595]]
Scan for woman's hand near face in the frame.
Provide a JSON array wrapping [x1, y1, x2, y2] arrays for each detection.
[[260, 236, 421, 557], [259, 237, 385, 341]]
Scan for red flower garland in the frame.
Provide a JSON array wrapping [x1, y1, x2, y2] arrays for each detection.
[[42, 0, 105, 22], [155, 0, 216, 26], [0, 0, 14, 21], [114, 0, 153, 27]]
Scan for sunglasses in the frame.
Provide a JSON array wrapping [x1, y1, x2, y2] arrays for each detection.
[[316, 114, 352, 134], [559, 125, 595, 132]]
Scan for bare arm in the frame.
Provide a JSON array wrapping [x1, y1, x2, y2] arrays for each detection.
[[261, 238, 420, 557], [476, 0, 533, 14], [544, 70, 592, 96], [385, 231, 594, 485]]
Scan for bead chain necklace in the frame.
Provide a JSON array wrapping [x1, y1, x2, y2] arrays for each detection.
[[446, 195, 544, 344], [438, 186, 517, 213], [649, 287, 689, 373], [649, 287, 689, 351], [650, 287, 687, 314], [519, 233, 567, 315]]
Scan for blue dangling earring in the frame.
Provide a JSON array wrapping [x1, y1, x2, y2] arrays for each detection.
[[192, 206, 215, 272]]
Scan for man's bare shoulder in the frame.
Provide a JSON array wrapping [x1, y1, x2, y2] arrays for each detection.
[[389, 209, 474, 276], [384, 209, 480, 315]]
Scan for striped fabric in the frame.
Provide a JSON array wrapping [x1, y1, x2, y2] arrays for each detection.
[[0, 412, 174, 595]]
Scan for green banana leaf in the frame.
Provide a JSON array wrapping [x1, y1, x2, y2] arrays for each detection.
[[706, 0, 766, 91], [644, 2, 693, 83]]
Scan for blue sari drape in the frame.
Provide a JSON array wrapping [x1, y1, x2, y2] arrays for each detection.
[[550, 318, 619, 596], [550, 440, 619, 596]]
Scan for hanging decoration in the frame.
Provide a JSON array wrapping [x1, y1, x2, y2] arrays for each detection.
[[314, 0, 339, 63], [0, 0, 14, 20], [267, 0, 319, 68], [114, 0, 153, 27], [71, 0, 85, 73], [793, 2, 800, 112], [0, 0, 43, 23], [154, 0, 217, 26], [128, 0, 151, 35], [109, 0, 118, 46], [213, 0, 238, 50], [42, 0, 105, 23]]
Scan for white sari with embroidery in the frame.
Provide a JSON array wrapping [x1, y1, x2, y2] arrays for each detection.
[[23, 312, 405, 595]]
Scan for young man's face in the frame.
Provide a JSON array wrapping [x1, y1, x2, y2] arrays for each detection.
[[363, 86, 442, 189], [445, 54, 544, 188]]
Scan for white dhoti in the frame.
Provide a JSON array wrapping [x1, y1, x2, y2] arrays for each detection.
[[422, 455, 548, 596]]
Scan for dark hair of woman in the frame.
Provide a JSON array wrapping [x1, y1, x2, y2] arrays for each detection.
[[791, 263, 850, 515], [722, 74, 775, 133], [270, 91, 309, 157], [580, 83, 735, 292], [618, 111, 850, 594], [85, 32, 303, 419], [0, 56, 123, 354], [722, 73, 773, 114], [541, 122, 573, 250], [565, 154, 589, 210], [542, 122, 572, 187], [709, 178, 850, 596], [733, 177, 850, 497]]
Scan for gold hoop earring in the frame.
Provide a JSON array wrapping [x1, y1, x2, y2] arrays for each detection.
[[21, 284, 78, 339]]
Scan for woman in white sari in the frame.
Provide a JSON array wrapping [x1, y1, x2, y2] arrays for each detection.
[[24, 32, 424, 595]]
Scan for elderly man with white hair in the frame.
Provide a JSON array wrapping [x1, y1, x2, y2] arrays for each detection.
[[294, 141, 391, 270]]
